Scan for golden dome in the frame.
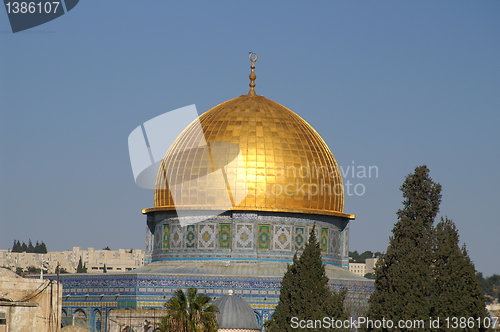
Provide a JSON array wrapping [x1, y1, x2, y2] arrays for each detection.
[[144, 94, 354, 219]]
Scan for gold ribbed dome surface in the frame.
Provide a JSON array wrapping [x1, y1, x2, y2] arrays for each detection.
[[146, 94, 353, 219]]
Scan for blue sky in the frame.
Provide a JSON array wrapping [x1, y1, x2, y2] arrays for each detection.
[[0, 1, 498, 276]]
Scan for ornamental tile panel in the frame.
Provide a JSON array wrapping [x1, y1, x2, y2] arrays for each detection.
[[257, 225, 270, 250], [162, 224, 170, 250], [185, 224, 196, 248], [330, 229, 340, 256], [273, 225, 292, 251], [294, 227, 305, 250], [320, 228, 329, 253], [198, 224, 216, 249], [219, 223, 232, 249], [235, 224, 254, 249], [342, 230, 349, 257], [154, 224, 162, 250], [170, 224, 183, 249]]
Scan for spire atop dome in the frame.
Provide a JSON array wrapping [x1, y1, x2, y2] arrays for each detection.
[[248, 52, 258, 95]]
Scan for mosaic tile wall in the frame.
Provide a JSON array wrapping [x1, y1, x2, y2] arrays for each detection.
[[58, 210, 360, 331], [146, 211, 350, 267], [54, 272, 374, 332]]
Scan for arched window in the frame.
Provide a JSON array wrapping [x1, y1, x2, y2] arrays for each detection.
[[73, 309, 87, 326], [92, 309, 102, 332]]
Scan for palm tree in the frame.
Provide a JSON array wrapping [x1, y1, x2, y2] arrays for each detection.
[[158, 288, 218, 332]]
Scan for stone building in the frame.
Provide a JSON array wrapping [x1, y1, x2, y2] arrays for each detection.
[[0, 247, 145, 275], [0, 267, 62, 332], [349, 258, 378, 277]]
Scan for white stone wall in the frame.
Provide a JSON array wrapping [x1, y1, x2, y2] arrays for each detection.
[[348, 262, 366, 276], [0, 271, 62, 332], [365, 258, 378, 274], [0, 247, 145, 274], [348, 258, 378, 276]]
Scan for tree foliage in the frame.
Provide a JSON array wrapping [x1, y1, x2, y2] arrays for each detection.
[[432, 218, 489, 331], [363, 273, 375, 280], [159, 287, 218, 332], [267, 226, 347, 332], [477, 273, 500, 303], [367, 166, 441, 331], [36, 241, 48, 254], [349, 250, 381, 263], [26, 266, 41, 274], [76, 257, 87, 273], [366, 166, 489, 332], [11, 239, 47, 253]]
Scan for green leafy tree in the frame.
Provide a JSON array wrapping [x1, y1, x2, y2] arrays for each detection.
[[34, 241, 41, 253], [38, 241, 48, 254], [367, 166, 490, 332], [267, 226, 347, 332], [12, 240, 47, 253], [159, 287, 218, 332], [432, 218, 489, 331], [350, 250, 380, 263], [349, 250, 360, 263], [359, 251, 374, 262], [477, 273, 500, 303], [27, 239, 34, 253], [34, 241, 47, 253], [367, 165, 442, 331], [26, 266, 41, 274], [11, 240, 21, 253]]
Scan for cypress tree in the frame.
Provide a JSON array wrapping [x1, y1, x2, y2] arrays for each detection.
[[366, 165, 442, 332], [27, 239, 34, 253], [267, 226, 347, 332], [432, 218, 489, 331], [77, 257, 86, 273], [12, 240, 21, 253], [39, 241, 48, 254], [21, 242, 28, 252]]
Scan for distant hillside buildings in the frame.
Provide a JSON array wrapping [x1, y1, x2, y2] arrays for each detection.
[[348, 258, 378, 277], [2, 247, 381, 277], [0, 247, 145, 274]]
